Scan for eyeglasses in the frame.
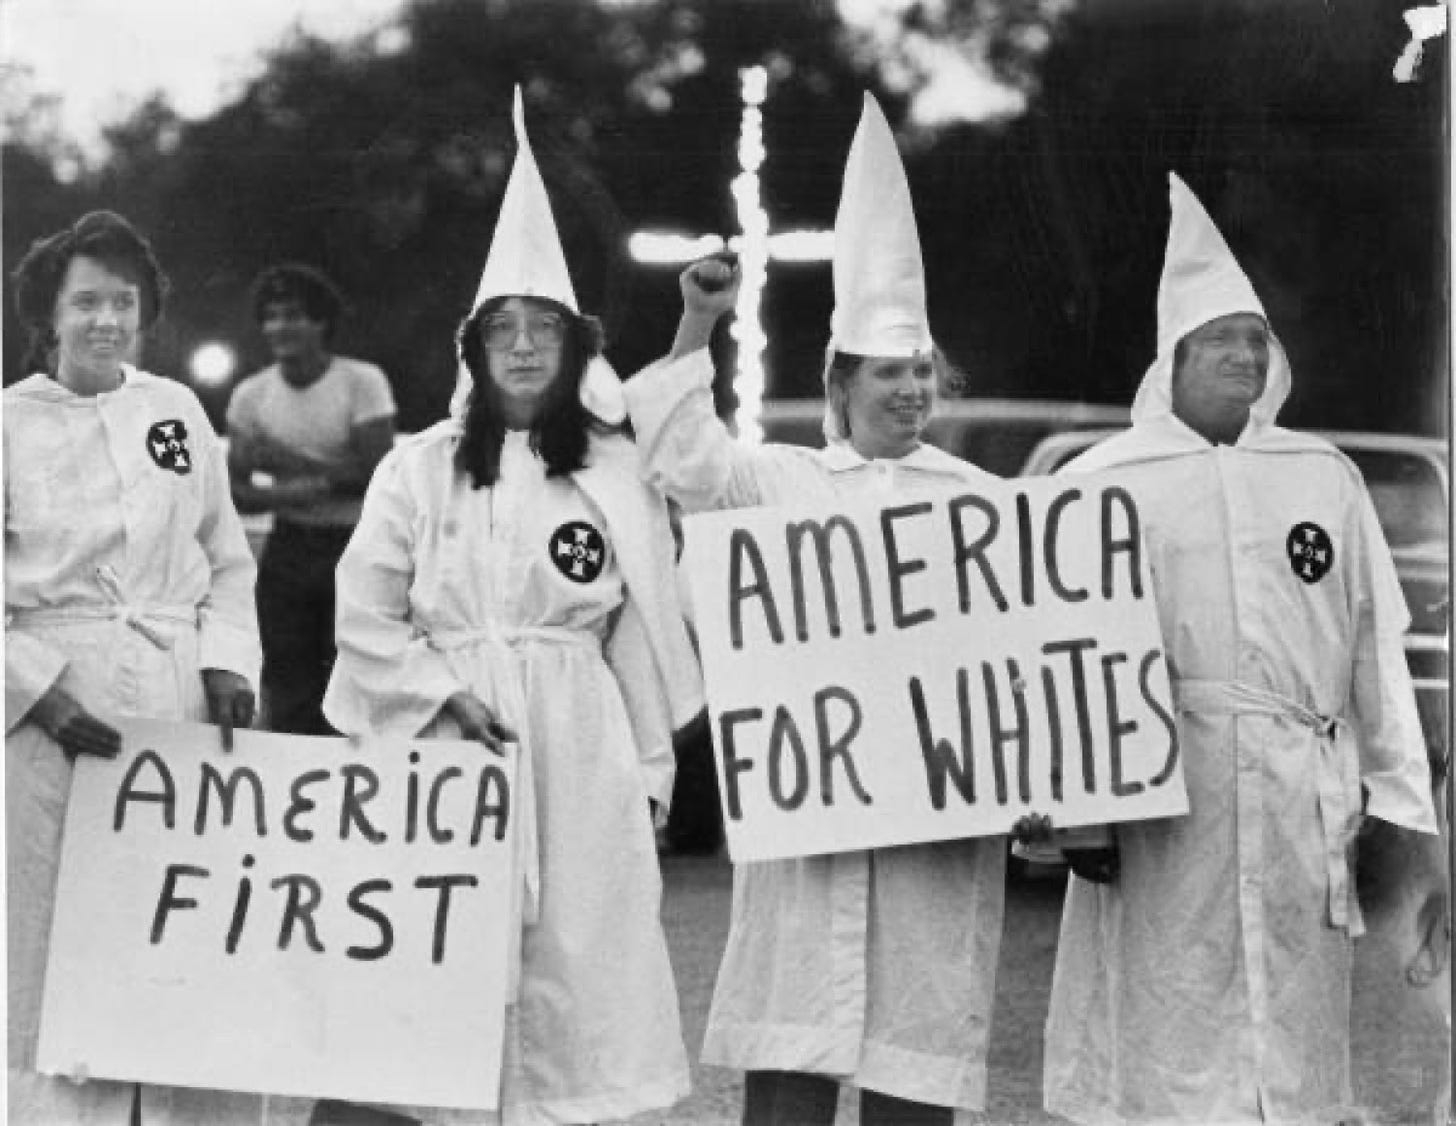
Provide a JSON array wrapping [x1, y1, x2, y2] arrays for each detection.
[[481, 312, 566, 351]]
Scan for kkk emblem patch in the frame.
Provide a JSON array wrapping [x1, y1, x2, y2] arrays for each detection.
[[146, 420, 192, 475], [549, 521, 606, 583], [1286, 522, 1333, 584]]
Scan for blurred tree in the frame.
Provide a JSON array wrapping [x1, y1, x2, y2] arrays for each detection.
[[907, 0, 1446, 434], [2, 0, 1444, 437]]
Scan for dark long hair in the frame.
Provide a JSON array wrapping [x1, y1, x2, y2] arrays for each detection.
[[455, 296, 608, 488], [11, 210, 169, 374]]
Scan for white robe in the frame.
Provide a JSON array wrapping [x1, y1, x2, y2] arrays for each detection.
[[624, 349, 1008, 1110], [3, 369, 297, 1124], [322, 424, 701, 1126], [1042, 353, 1438, 1123]]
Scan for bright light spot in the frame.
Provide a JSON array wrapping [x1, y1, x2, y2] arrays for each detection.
[[741, 65, 768, 107], [374, 25, 411, 55], [769, 230, 836, 262], [834, 0, 1066, 126], [1394, 6, 1447, 82], [906, 38, 1027, 126], [189, 342, 237, 387], [628, 231, 727, 264]]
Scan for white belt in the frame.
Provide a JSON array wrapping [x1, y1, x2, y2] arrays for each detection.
[[430, 623, 600, 653], [1174, 677, 1361, 933], [7, 566, 194, 651], [426, 622, 601, 1000]]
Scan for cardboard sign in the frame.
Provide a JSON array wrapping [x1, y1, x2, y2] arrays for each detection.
[[37, 718, 516, 1111], [682, 475, 1188, 863]]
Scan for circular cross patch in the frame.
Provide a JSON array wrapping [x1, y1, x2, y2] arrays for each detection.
[[146, 419, 192, 475], [1286, 522, 1333, 584], [549, 521, 606, 583]]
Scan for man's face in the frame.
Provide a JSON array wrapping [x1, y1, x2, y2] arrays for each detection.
[[1171, 312, 1270, 442], [260, 297, 327, 368]]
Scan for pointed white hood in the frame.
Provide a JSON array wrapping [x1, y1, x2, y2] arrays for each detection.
[[450, 86, 623, 424], [475, 86, 578, 314], [1130, 172, 1290, 437], [821, 94, 932, 441]]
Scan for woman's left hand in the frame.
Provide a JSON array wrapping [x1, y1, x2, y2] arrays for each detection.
[[202, 669, 256, 751]]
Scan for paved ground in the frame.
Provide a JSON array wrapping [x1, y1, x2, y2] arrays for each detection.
[[637, 855, 1450, 1126]]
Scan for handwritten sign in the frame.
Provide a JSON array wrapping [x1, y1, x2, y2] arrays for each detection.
[[37, 718, 516, 1111], [682, 475, 1188, 863]]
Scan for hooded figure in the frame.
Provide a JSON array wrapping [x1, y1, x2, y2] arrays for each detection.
[[321, 87, 700, 1126], [1041, 173, 1441, 1124], [623, 94, 1006, 1124]]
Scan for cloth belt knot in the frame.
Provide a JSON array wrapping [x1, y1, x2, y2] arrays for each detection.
[[94, 566, 176, 650], [1173, 677, 1362, 935], [429, 623, 601, 654], [7, 566, 194, 651], [425, 621, 602, 1000]]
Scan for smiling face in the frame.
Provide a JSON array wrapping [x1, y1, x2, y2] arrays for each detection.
[[259, 297, 329, 375], [840, 353, 937, 459], [479, 296, 567, 427], [52, 254, 140, 392], [1171, 312, 1271, 444]]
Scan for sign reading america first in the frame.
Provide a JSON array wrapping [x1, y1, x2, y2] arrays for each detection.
[[38, 719, 517, 1111]]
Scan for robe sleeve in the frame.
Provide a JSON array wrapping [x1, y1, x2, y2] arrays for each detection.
[[606, 598, 677, 811], [4, 626, 68, 734], [624, 348, 782, 513], [193, 410, 263, 688], [323, 451, 468, 737], [1348, 481, 1438, 834], [3, 448, 67, 730]]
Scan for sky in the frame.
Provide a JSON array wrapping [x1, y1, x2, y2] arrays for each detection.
[[2, 0, 407, 158], [0, 0, 1072, 165]]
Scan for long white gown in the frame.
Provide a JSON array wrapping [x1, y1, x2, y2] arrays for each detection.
[[4, 368, 302, 1124], [323, 424, 702, 1125], [1042, 353, 1438, 1124], [624, 348, 1008, 1111]]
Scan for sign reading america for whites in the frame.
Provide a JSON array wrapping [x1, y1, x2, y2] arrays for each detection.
[[682, 474, 1188, 863], [38, 718, 516, 1111]]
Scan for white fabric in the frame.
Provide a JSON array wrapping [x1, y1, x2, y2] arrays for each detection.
[[472, 86, 578, 314], [1042, 205, 1437, 1119], [3, 370, 298, 1124], [1131, 172, 1290, 431], [225, 355, 397, 526], [447, 87, 624, 427], [827, 93, 931, 360], [821, 94, 932, 442], [322, 425, 699, 1125], [625, 349, 1007, 1110]]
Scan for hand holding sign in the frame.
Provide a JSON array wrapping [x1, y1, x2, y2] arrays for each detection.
[[443, 691, 517, 755], [28, 685, 121, 760], [202, 669, 255, 752]]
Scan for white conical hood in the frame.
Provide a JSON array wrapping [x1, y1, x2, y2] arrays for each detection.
[[451, 88, 623, 424], [1131, 172, 1290, 433], [822, 94, 931, 442], [827, 94, 930, 359], [473, 86, 579, 313]]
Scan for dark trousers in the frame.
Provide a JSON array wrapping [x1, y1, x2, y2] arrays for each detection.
[[257, 519, 354, 736], [743, 1070, 954, 1126]]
